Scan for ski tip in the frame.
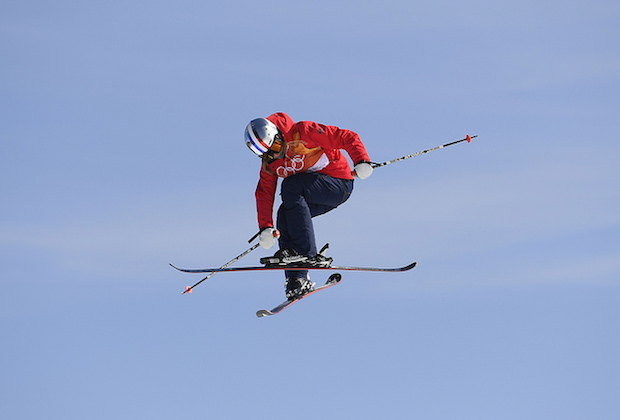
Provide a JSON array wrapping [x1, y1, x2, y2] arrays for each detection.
[[328, 272, 343, 283], [256, 310, 273, 317]]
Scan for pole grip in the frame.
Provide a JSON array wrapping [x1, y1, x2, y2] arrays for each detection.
[[248, 228, 280, 243]]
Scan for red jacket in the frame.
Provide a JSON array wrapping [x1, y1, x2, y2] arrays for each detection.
[[255, 112, 370, 229]]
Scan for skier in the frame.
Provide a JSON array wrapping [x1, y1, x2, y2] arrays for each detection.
[[244, 112, 373, 300]]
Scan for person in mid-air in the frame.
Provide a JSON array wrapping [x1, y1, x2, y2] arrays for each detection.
[[244, 112, 373, 300]]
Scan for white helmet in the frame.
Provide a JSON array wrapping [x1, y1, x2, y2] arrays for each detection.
[[244, 118, 280, 156]]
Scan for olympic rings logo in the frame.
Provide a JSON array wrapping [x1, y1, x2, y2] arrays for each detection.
[[276, 154, 306, 177]]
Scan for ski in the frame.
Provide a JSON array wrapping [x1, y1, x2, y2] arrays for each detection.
[[170, 261, 417, 274], [256, 273, 342, 317]]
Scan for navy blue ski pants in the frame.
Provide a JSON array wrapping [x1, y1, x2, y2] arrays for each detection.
[[276, 173, 353, 276]]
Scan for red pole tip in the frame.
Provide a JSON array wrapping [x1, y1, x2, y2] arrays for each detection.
[[185, 286, 193, 294], [466, 135, 471, 143], [273, 229, 281, 238]]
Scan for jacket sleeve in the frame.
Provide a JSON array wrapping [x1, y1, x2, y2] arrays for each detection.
[[255, 165, 278, 229], [301, 121, 370, 165]]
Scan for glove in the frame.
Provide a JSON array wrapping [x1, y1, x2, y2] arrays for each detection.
[[353, 161, 373, 180], [259, 227, 280, 249]]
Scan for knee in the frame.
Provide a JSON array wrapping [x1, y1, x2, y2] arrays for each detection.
[[280, 175, 307, 205]]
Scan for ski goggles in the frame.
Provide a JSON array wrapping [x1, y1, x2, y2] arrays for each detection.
[[262, 135, 286, 164]]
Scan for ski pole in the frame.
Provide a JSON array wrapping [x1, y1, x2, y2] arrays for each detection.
[[369, 134, 477, 170], [182, 229, 280, 294]]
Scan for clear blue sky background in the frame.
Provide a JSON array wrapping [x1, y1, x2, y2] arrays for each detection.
[[2, 0, 619, 418]]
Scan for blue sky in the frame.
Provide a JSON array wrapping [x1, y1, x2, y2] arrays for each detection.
[[2, 0, 619, 418]]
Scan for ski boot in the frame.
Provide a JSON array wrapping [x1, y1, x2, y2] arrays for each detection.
[[260, 248, 308, 267], [285, 272, 316, 300], [260, 244, 333, 268]]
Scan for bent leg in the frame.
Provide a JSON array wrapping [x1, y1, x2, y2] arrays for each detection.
[[277, 173, 354, 257]]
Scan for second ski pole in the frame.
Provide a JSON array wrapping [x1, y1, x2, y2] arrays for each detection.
[[357, 134, 477, 175]]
